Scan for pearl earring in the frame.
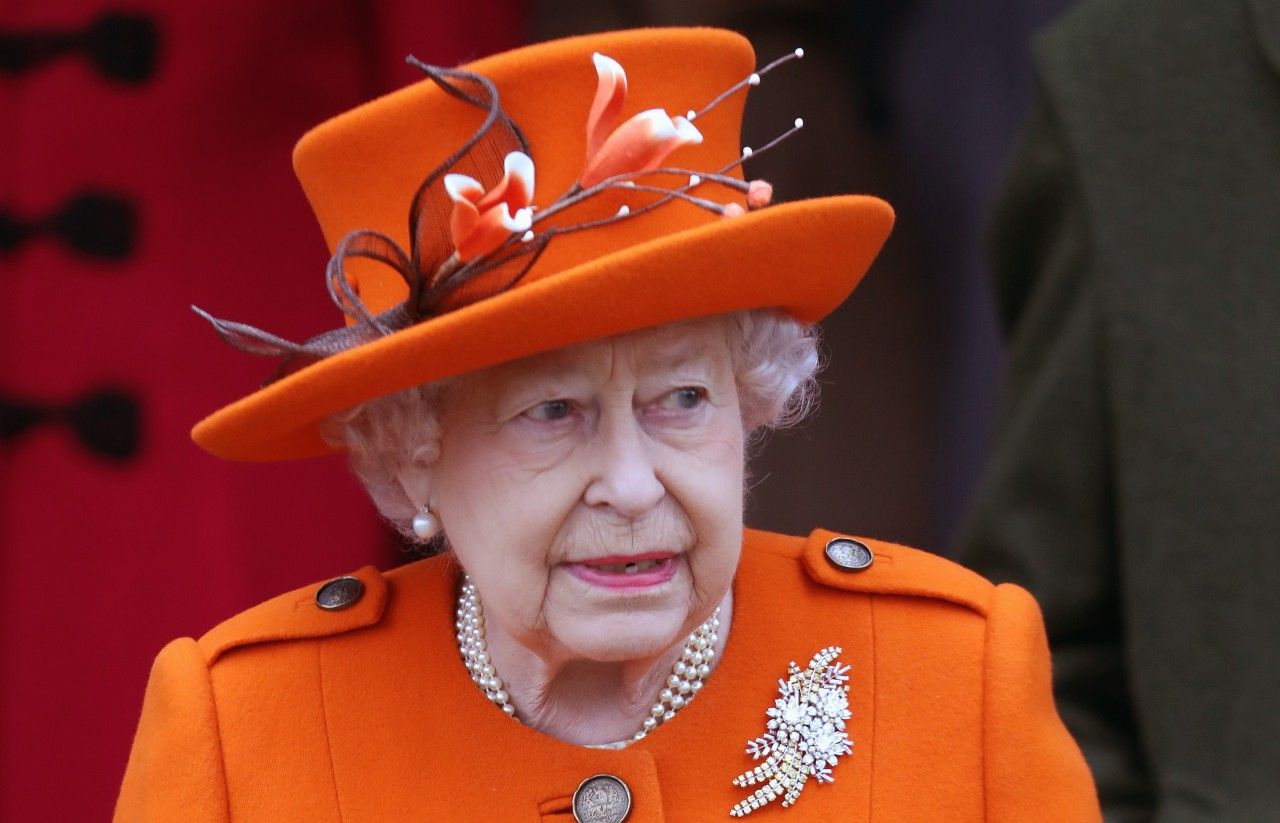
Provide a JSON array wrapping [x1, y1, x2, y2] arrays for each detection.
[[411, 505, 441, 541]]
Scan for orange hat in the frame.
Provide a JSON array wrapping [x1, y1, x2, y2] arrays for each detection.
[[192, 27, 894, 461]]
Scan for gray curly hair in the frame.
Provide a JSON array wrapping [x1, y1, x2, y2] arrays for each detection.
[[322, 309, 820, 543]]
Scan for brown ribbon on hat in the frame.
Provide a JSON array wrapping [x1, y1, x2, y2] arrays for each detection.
[[195, 60, 548, 383]]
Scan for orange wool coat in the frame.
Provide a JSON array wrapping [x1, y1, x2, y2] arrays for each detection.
[[115, 529, 1101, 821]]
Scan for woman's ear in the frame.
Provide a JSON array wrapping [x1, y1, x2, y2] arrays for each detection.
[[395, 464, 433, 513]]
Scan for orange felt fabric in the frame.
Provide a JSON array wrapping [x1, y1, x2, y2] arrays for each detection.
[[114, 639, 230, 823], [190, 28, 895, 462], [115, 530, 1101, 821], [983, 583, 1100, 819]]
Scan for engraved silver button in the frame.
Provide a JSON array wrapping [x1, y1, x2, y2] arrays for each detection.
[[572, 773, 632, 823], [315, 576, 364, 610], [824, 537, 873, 572]]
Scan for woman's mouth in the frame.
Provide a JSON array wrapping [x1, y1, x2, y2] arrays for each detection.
[[565, 552, 679, 589]]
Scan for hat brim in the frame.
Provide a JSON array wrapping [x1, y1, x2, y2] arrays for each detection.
[[193, 195, 893, 461]]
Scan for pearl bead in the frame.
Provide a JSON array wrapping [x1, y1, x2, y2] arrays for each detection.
[[674, 661, 688, 676], [643, 717, 658, 731], [668, 674, 682, 689], [411, 508, 440, 540], [659, 688, 673, 702], [671, 695, 686, 709], [652, 704, 666, 718]]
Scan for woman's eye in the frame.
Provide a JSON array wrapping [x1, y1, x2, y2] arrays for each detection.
[[661, 387, 707, 411], [525, 399, 574, 422]]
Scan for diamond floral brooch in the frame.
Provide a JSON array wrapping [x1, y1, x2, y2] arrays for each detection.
[[729, 646, 853, 817]]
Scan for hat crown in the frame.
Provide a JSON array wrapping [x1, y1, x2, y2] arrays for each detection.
[[293, 28, 756, 316]]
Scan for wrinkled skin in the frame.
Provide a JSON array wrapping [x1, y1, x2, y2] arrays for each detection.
[[428, 317, 742, 743]]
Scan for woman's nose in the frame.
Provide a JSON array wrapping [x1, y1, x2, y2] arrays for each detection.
[[582, 410, 665, 517]]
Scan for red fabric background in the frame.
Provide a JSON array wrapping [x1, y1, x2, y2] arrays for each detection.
[[0, 2, 522, 820]]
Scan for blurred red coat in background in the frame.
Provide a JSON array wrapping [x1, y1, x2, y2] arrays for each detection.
[[0, 2, 522, 820]]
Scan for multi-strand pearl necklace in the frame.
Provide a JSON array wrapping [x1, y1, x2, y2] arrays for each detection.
[[455, 575, 721, 744]]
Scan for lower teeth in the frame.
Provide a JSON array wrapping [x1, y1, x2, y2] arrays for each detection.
[[598, 560, 660, 574]]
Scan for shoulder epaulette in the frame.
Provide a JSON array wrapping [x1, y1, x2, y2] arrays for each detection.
[[196, 565, 387, 665], [797, 528, 995, 616]]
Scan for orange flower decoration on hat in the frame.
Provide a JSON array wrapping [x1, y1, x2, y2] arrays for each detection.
[[579, 53, 704, 188], [444, 151, 536, 262]]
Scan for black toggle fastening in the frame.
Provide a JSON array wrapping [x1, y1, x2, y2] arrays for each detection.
[[0, 387, 142, 462], [0, 12, 159, 84], [0, 191, 137, 261]]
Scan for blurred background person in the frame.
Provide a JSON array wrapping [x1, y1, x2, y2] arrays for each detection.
[[956, 0, 1280, 820]]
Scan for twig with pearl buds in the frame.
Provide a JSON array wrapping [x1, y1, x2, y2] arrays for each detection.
[[687, 47, 806, 122], [423, 48, 812, 301], [456, 44, 812, 262], [529, 113, 807, 238]]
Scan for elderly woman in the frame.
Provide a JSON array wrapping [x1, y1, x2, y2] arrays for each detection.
[[116, 28, 1099, 822]]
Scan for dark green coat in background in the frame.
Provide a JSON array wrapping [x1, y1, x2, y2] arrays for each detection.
[[956, 1, 1280, 821]]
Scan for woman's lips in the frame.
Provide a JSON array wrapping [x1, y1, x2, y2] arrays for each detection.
[[565, 552, 679, 589]]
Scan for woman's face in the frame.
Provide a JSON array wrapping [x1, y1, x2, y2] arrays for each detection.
[[431, 317, 744, 664]]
